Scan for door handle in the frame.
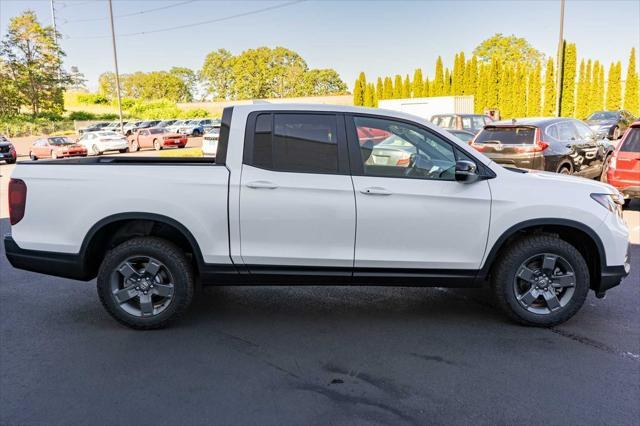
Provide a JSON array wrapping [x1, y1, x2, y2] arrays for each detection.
[[246, 180, 278, 189], [360, 187, 391, 196]]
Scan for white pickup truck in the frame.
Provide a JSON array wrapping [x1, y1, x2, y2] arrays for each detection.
[[5, 105, 630, 329]]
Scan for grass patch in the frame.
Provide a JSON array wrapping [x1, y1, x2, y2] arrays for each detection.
[[159, 147, 203, 157]]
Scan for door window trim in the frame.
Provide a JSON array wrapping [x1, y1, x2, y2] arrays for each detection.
[[242, 110, 350, 175], [344, 112, 495, 180]]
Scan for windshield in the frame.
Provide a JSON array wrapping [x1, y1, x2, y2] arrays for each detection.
[[96, 131, 119, 137], [475, 127, 536, 144], [620, 128, 640, 152], [587, 112, 618, 120], [48, 137, 75, 146]]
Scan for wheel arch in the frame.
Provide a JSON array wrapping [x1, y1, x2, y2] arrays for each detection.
[[80, 212, 205, 279], [480, 218, 605, 291]]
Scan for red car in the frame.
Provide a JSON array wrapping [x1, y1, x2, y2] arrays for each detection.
[[29, 136, 87, 160], [607, 120, 640, 206], [130, 127, 188, 151]]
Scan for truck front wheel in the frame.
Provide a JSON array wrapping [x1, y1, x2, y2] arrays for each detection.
[[96, 237, 194, 329], [491, 235, 589, 327]]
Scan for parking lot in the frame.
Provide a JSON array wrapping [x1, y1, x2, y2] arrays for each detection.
[[1, 153, 639, 425]]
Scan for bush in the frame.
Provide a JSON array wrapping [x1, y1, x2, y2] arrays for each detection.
[[179, 108, 210, 118], [76, 93, 109, 105], [68, 111, 97, 121], [0, 114, 74, 137]]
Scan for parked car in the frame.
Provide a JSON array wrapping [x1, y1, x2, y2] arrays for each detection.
[[431, 114, 493, 134], [177, 119, 217, 136], [469, 118, 615, 180], [78, 131, 129, 155], [28, 136, 87, 160], [130, 127, 187, 151], [123, 121, 143, 136], [607, 120, 640, 206], [78, 122, 110, 135], [585, 110, 635, 140], [135, 120, 161, 132], [102, 121, 128, 133], [165, 119, 188, 133], [447, 129, 475, 143], [201, 126, 220, 155], [0, 135, 17, 164], [4, 105, 629, 329], [156, 120, 177, 128]]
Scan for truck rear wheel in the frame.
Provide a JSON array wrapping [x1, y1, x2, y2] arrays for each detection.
[[96, 237, 194, 329], [491, 234, 589, 327]]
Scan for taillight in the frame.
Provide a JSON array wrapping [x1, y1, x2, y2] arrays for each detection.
[[396, 154, 411, 166], [8, 178, 27, 225]]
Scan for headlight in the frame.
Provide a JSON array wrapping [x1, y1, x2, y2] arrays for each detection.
[[591, 192, 624, 217]]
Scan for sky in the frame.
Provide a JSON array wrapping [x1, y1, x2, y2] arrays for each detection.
[[1, 0, 639, 92]]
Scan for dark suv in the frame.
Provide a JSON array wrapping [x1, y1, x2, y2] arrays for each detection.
[[469, 118, 614, 180]]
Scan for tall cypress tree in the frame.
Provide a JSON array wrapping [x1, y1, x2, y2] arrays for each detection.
[[383, 77, 393, 100], [444, 68, 452, 96], [363, 83, 374, 107], [526, 62, 542, 117], [624, 47, 639, 115], [598, 64, 606, 111], [475, 64, 487, 113], [412, 69, 424, 97], [606, 62, 622, 110], [486, 57, 500, 111], [433, 56, 444, 96], [575, 59, 588, 119], [376, 77, 384, 100], [584, 59, 592, 115], [452, 52, 466, 95], [464, 55, 478, 96], [588, 61, 599, 113], [424, 77, 431, 97], [402, 74, 411, 98], [513, 64, 527, 117], [353, 72, 366, 106], [543, 58, 556, 116], [560, 42, 576, 117], [393, 74, 403, 98], [499, 63, 512, 118]]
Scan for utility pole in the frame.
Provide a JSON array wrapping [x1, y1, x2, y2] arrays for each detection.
[[108, 0, 124, 134], [556, 0, 565, 117], [50, 0, 62, 83]]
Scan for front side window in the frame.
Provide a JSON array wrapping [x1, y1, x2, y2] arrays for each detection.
[[353, 116, 460, 180], [620, 128, 640, 152], [249, 113, 339, 174]]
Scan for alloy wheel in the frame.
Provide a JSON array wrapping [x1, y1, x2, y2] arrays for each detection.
[[513, 253, 576, 314], [109, 256, 175, 318]]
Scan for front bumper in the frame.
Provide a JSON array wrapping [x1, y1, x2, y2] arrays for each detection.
[[4, 235, 92, 281]]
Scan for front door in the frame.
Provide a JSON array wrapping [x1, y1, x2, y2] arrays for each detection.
[[347, 115, 492, 272], [239, 112, 356, 270]]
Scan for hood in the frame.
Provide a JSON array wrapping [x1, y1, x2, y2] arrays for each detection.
[[586, 119, 617, 126], [527, 169, 618, 193]]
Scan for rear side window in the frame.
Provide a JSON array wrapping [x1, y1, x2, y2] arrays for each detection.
[[620, 128, 640, 152], [249, 113, 339, 174], [475, 127, 536, 144]]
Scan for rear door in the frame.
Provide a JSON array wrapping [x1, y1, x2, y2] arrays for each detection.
[[615, 126, 640, 182], [239, 112, 356, 270], [347, 114, 491, 272]]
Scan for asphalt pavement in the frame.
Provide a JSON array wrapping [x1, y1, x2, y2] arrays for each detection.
[[1, 212, 638, 425]]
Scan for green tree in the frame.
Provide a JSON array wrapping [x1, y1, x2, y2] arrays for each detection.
[[526, 61, 542, 117], [543, 58, 556, 116], [475, 64, 487, 113], [433, 56, 444, 96], [486, 57, 500, 110], [499, 64, 513, 118], [412, 69, 424, 97], [298, 69, 348, 96], [0, 59, 22, 115], [560, 42, 576, 117], [423, 77, 430, 97], [200, 48, 235, 100], [363, 82, 375, 107], [464, 55, 478, 95], [376, 77, 384, 100], [473, 33, 544, 66], [606, 61, 622, 110], [575, 60, 589, 119], [512, 64, 526, 117], [444, 68, 452, 95], [402, 74, 411, 98], [0, 10, 67, 115], [393, 74, 403, 98], [170, 67, 198, 102], [589, 60, 604, 112], [383, 76, 393, 99], [452, 51, 465, 95], [353, 72, 366, 106], [623, 47, 639, 115]]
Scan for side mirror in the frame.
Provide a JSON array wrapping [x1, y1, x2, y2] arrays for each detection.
[[455, 160, 479, 183]]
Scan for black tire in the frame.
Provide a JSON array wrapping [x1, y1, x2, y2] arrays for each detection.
[[131, 141, 140, 152], [119, 148, 129, 154], [623, 199, 631, 208], [491, 234, 589, 327], [29, 152, 37, 161], [6, 157, 16, 164], [153, 139, 162, 151], [97, 237, 194, 330], [557, 164, 572, 175]]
